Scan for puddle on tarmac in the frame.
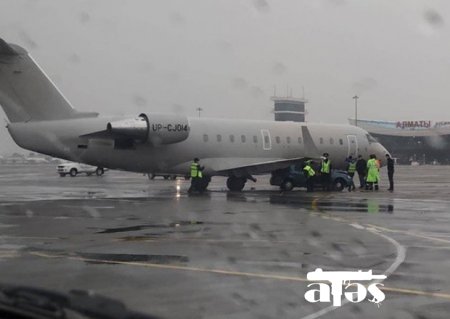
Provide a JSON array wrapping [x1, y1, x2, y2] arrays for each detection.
[[269, 196, 394, 214], [97, 221, 204, 234], [28, 248, 188, 265], [79, 252, 189, 264]]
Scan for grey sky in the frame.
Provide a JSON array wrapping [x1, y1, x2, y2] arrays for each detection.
[[1, 0, 450, 154]]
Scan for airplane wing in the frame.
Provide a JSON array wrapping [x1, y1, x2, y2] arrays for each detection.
[[199, 125, 324, 177], [200, 157, 313, 177]]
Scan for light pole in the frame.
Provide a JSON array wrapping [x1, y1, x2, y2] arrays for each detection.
[[352, 95, 359, 127], [196, 107, 203, 118]]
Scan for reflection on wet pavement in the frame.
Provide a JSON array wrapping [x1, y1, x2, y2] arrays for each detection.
[[270, 196, 394, 214], [1, 164, 450, 319]]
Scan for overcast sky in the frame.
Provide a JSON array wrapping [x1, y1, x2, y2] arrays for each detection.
[[1, 0, 449, 154]]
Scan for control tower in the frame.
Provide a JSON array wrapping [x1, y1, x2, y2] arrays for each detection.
[[271, 96, 308, 122]]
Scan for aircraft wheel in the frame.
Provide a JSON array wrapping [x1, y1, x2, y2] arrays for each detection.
[[69, 168, 77, 177], [96, 167, 104, 176], [170, 175, 177, 180], [281, 179, 294, 191], [227, 177, 246, 192], [196, 176, 211, 192], [147, 173, 155, 180], [163, 175, 170, 180], [59, 173, 66, 177]]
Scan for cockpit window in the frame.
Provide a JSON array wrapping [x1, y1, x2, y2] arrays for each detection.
[[366, 134, 378, 143]]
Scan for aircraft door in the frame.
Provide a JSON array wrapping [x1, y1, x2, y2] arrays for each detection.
[[347, 135, 358, 157], [261, 129, 271, 150]]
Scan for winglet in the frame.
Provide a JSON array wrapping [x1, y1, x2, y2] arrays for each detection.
[[0, 38, 18, 56]]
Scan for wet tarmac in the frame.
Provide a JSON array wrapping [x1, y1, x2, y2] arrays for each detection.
[[1, 164, 450, 319]]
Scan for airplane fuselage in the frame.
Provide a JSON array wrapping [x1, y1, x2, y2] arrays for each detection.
[[7, 115, 388, 176]]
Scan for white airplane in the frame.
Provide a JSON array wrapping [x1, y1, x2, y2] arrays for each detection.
[[0, 38, 388, 191]]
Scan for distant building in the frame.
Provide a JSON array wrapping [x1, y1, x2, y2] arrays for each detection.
[[349, 119, 450, 164], [0, 152, 62, 165], [271, 96, 307, 122]]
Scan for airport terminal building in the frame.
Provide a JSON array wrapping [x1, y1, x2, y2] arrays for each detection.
[[349, 119, 450, 164]]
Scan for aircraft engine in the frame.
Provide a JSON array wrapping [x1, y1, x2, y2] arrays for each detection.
[[107, 113, 190, 145]]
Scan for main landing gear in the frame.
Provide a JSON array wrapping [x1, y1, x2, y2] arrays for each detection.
[[226, 175, 257, 192], [196, 175, 211, 192]]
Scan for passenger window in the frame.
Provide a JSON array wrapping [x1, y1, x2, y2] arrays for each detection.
[[339, 138, 343, 145], [330, 138, 334, 145], [203, 134, 209, 142], [217, 134, 222, 142], [253, 136, 258, 143], [319, 137, 324, 144], [298, 137, 302, 144], [230, 135, 235, 143], [286, 137, 291, 144], [241, 135, 246, 143], [276, 136, 281, 144]]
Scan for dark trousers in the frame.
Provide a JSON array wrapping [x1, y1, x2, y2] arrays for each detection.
[[306, 176, 314, 192], [322, 173, 331, 191], [188, 177, 199, 193], [388, 171, 394, 190], [348, 172, 356, 191], [358, 173, 366, 188]]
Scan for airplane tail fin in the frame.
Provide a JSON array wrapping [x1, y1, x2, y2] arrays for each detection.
[[0, 38, 97, 122]]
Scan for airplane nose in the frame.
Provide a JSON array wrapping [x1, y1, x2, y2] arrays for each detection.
[[370, 142, 390, 164]]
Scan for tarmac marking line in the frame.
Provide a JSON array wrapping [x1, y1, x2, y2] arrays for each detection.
[[366, 224, 450, 244], [380, 286, 450, 300], [30, 251, 310, 282], [349, 223, 365, 230], [29, 251, 450, 301], [300, 219, 407, 319]]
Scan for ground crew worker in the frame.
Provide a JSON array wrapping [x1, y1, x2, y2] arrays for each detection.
[[386, 154, 394, 191], [303, 160, 315, 192], [346, 155, 357, 191], [188, 158, 204, 193], [375, 157, 381, 191], [320, 153, 332, 191], [356, 155, 367, 189], [366, 154, 378, 191]]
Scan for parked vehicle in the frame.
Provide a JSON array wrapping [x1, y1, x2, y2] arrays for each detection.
[[270, 164, 353, 191], [57, 162, 106, 177]]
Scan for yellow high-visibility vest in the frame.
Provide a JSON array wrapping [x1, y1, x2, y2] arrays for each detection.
[[366, 159, 378, 182], [348, 162, 356, 173], [321, 160, 331, 173], [190, 163, 199, 178], [303, 165, 315, 177]]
